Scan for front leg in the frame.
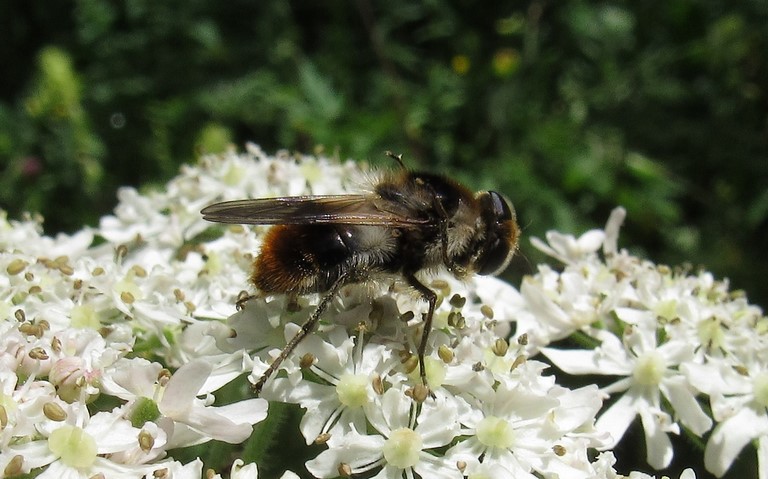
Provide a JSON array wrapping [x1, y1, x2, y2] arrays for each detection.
[[405, 273, 437, 394], [428, 186, 467, 277]]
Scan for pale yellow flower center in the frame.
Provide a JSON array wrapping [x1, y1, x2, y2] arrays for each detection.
[[697, 317, 725, 350], [48, 424, 97, 468], [633, 351, 666, 386], [408, 356, 446, 389], [382, 428, 422, 469], [335, 373, 369, 408], [476, 415, 515, 449]]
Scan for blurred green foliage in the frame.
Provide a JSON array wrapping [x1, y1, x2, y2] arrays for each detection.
[[0, 2, 766, 474]]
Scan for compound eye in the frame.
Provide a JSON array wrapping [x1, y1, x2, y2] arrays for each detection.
[[476, 239, 511, 275], [475, 191, 518, 276], [488, 191, 514, 223]]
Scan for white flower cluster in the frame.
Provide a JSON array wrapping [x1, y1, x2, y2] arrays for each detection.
[[0, 145, 329, 478], [522, 208, 767, 478], [0, 144, 716, 478]]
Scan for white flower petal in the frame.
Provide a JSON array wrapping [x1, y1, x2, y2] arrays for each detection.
[[603, 207, 626, 255], [705, 406, 767, 476], [530, 236, 564, 262], [541, 347, 627, 376], [86, 412, 140, 454], [214, 399, 268, 427], [371, 388, 410, 433], [101, 358, 162, 399], [160, 360, 212, 416], [660, 377, 712, 436], [682, 361, 751, 397], [182, 405, 256, 444], [638, 407, 674, 469], [757, 435, 768, 479], [158, 458, 204, 479], [680, 468, 697, 479], [595, 393, 638, 447], [416, 398, 459, 448], [413, 454, 463, 479], [576, 229, 606, 253], [305, 430, 385, 478], [370, 464, 406, 479], [549, 385, 603, 432]]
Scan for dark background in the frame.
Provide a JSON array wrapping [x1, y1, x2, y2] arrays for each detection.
[[1, 1, 765, 477]]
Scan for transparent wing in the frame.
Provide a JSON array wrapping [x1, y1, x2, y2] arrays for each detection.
[[201, 195, 430, 226]]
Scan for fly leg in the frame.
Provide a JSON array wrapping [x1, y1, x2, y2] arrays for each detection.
[[405, 273, 437, 394], [251, 273, 349, 396]]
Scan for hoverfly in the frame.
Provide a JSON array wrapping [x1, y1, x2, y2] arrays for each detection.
[[201, 152, 519, 395]]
